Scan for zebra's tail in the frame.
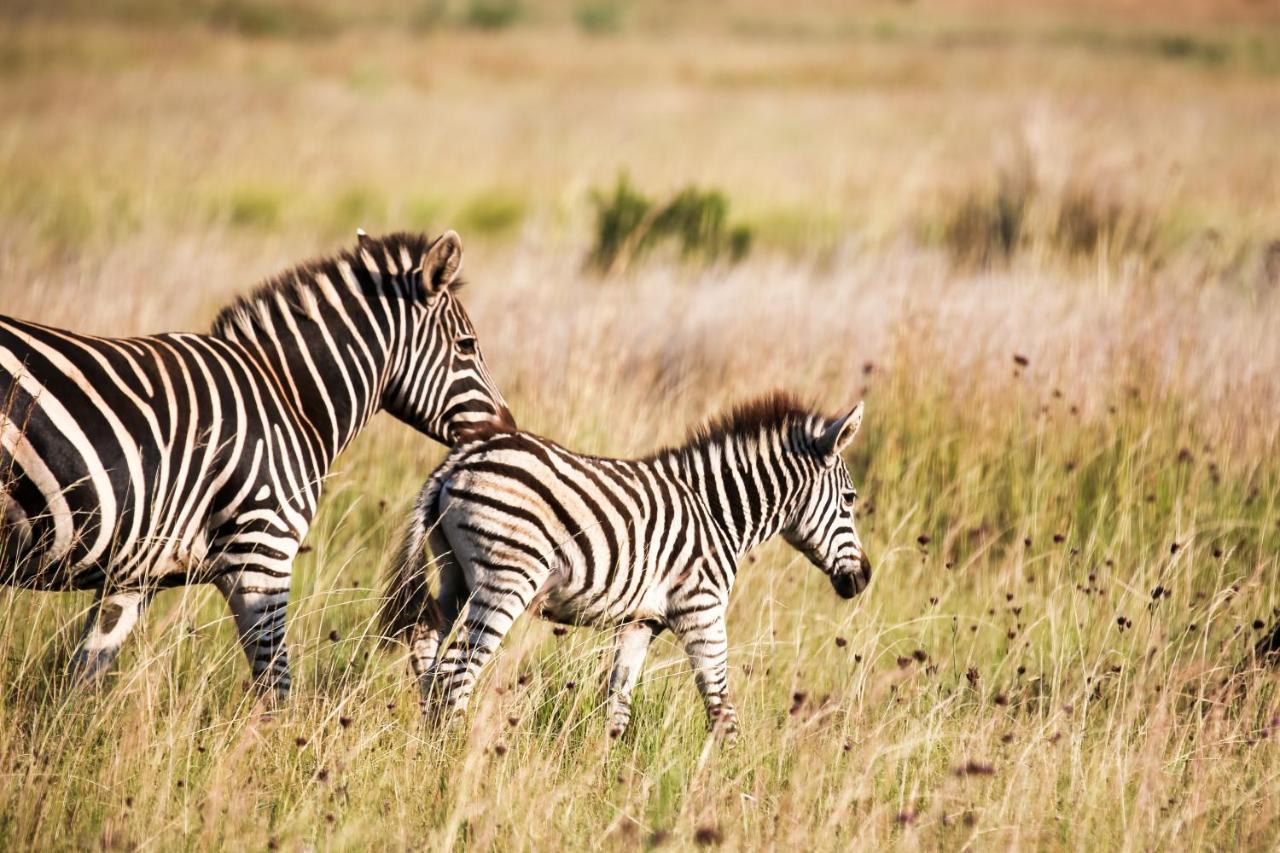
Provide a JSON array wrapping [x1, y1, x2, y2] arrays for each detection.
[[378, 476, 442, 647]]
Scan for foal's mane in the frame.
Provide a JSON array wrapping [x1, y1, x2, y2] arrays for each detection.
[[450, 392, 824, 460], [677, 391, 818, 450]]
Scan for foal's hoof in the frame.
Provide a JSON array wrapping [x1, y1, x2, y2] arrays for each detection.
[[247, 680, 290, 712], [708, 710, 739, 746], [421, 701, 468, 734]]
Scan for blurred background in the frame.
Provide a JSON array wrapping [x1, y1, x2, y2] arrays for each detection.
[[2, 0, 1278, 437], [1, 2, 1278, 848], [2, 0, 1278, 286]]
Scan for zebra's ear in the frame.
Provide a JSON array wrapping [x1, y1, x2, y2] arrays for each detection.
[[421, 230, 464, 295], [818, 401, 864, 458]]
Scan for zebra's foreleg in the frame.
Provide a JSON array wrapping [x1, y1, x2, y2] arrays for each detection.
[[215, 567, 293, 701], [69, 588, 152, 687], [671, 606, 737, 743], [433, 568, 545, 722], [606, 620, 659, 739]]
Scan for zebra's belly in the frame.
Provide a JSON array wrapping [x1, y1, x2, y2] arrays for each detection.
[[536, 565, 670, 629], [0, 464, 215, 590]]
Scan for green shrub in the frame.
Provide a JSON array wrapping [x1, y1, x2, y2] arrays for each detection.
[[326, 187, 385, 234], [207, 0, 338, 38], [225, 186, 283, 228], [464, 0, 521, 30], [458, 190, 526, 236], [403, 195, 445, 231], [587, 174, 754, 274], [573, 0, 624, 35], [588, 173, 651, 272]]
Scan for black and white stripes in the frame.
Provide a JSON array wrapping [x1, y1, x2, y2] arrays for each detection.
[[382, 393, 870, 737], [0, 230, 511, 697]]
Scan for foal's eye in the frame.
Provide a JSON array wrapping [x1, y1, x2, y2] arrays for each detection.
[[454, 336, 477, 356], [842, 488, 858, 506]]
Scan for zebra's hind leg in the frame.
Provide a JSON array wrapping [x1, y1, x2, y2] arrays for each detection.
[[432, 565, 548, 722], [69, 588, 152, 687], [606, 621, 659, 739], [414, 540, 468, 717], [215, 566, 293, 702]]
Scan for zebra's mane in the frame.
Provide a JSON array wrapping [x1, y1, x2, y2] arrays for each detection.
[[666, 391, 821, 456], [211, 231, 458, 339]]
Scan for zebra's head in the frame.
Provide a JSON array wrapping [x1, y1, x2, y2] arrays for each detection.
[[382, 231, 514, 444], [782, 401, 872, 600]]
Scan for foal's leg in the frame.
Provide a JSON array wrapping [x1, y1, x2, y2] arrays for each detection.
[[69, 588, 152, 686], [432, 558, 549, 720], [413, 541, 471, 718], [671, 603, 737, 741], [410, 530, 466, 688], [607, 620, 659, 738]]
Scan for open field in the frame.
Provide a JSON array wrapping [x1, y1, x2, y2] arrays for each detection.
[[1, 1, 1278, 849]]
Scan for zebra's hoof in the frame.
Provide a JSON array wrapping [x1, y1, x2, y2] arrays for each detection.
[[422, 701, 468, 733], [709, 712, 739, 746]]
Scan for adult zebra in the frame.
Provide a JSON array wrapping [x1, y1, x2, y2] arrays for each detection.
[[0, 230, 512, 698], [381, 392, 871, 738]]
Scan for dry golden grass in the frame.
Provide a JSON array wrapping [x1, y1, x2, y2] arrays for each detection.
[[0, 2, 1277, 850]]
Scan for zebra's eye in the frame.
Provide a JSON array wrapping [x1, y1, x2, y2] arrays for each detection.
[[454, 336, 477, 356], [842, 488, 857, 506]]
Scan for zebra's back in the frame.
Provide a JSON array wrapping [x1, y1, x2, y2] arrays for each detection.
[[431, 430, 705, 627]]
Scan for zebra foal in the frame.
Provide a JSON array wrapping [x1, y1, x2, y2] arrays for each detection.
[[382, 393, 871, 738], [0, 230, 512, 698]]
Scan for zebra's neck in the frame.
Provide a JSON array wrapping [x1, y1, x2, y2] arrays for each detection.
[[667, 427, 797, 563], [212, 274, 403, 469]]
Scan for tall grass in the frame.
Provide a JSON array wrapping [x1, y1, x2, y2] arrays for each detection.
[[1, 240, 1276, 849]]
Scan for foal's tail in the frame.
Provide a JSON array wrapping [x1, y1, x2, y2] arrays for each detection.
[[378, 476, 443, 646]]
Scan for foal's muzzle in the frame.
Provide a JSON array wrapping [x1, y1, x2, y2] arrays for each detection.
[[830, 555, 872, 599]]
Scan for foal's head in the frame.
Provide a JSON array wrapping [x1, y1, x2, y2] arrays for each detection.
[[782, 401, 872, 599]]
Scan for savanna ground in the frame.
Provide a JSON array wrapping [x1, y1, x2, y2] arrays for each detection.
[[1, 0, 1278, 848]]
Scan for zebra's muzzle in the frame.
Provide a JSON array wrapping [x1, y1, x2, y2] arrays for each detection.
[[830, 556, 871, 599]]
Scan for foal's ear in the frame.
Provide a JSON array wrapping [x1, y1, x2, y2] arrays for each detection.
[[420, 230, 464, 295], [817, 401, 864, 458]]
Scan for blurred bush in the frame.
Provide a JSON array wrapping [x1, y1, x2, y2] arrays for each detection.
[[588, 174, 753, 274], [207, 0, 338, 37], [573, 0, 624, 35], [938, 162, 1033, 269], [930, 150, 1164, 270], [458, 189, 526, 236], [464, 0, 522, 30], [409, 0, 450, 31], [326, 187, 386, 235], [224, 186, 284, 228], [1053, 182, 1159, 262]]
